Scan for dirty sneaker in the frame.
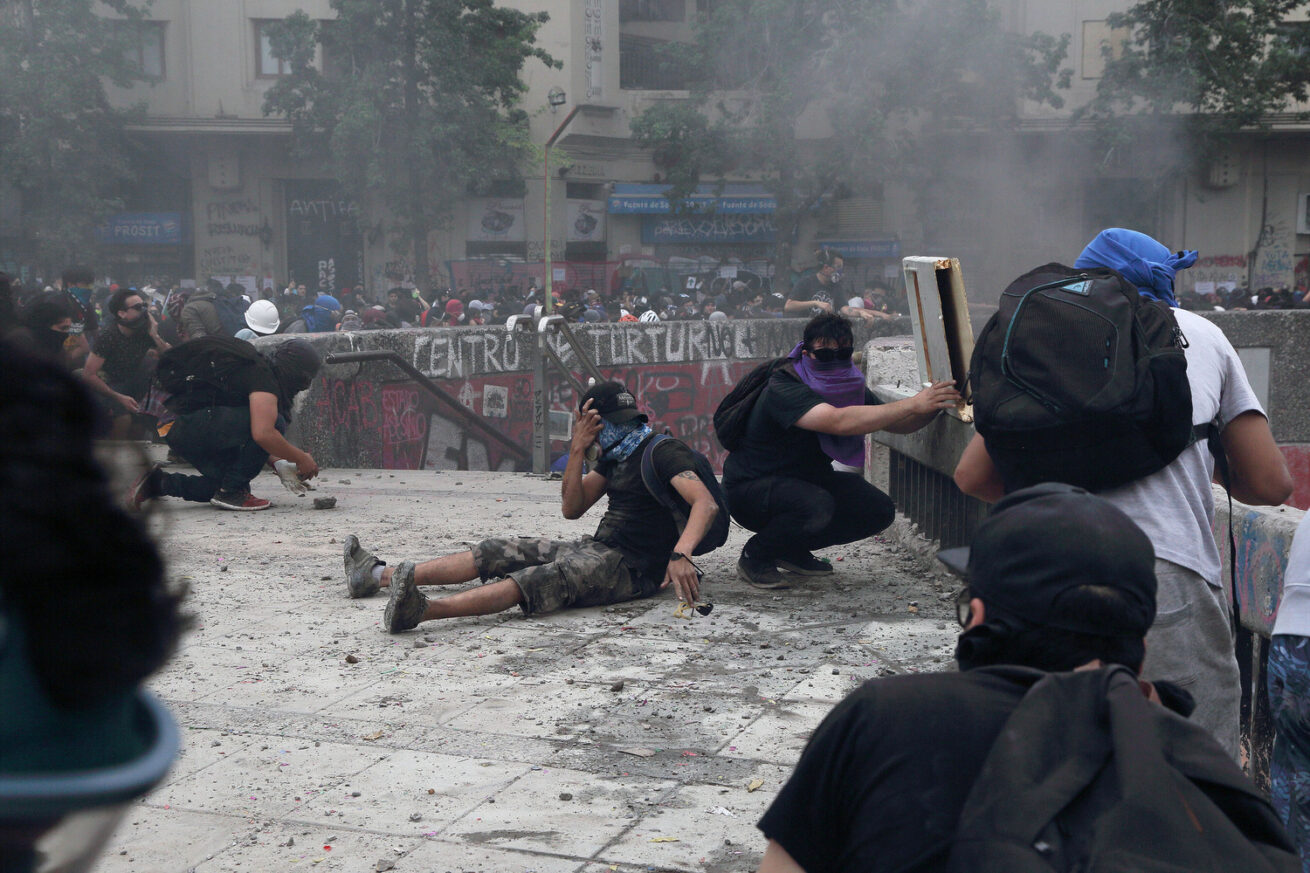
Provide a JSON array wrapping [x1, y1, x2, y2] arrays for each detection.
[[776, 551, 833, 576], [344, 534, 383, 598], [384, 562, 427, 633], [737, 552, 789, 590], [126, 465, 163, 513], [210, 490, 271, 511]]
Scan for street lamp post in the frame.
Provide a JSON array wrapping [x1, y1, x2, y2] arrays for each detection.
[[543, 88, 579, 316]]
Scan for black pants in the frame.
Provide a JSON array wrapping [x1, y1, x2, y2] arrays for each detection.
[[724, 470, 896, 561], [158, 407, 271, 502]]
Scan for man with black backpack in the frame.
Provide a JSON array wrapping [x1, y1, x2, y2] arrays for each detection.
[[180, 279, 248, 339], [954, 227, 1292, 759], [717, 313, 959, 589], [128, 337, 322, 511], [755, 484, 1299, 873], [341, 381, 723, 633]]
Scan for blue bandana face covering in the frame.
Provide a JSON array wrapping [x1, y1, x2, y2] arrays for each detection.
[[598, 419, 651, 462]]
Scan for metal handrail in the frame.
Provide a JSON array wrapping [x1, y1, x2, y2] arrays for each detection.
[[538, 316, 606, 385], [322, 350, 529, 462]]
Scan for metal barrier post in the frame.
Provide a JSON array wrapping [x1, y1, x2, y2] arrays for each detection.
[[532, 327, 551, 474]]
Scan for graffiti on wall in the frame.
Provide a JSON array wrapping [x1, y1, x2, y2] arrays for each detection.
[[1253, 216, 1294, 290], [1184, 254, 1248, 290], [198, 197, 261, 278], [292, 319, 866, 474], [304, 358, 760, 474], [1223, 508, 1298, 635], [410, 320, 798, 381]]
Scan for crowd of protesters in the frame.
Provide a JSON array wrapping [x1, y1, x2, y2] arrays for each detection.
[[1179, 283, 1310, 312]]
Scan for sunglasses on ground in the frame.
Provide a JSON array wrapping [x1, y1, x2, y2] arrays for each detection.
[[805, 345, 854, 363]]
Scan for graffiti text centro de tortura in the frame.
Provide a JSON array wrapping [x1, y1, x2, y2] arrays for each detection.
[[410, 321, 798, 381]]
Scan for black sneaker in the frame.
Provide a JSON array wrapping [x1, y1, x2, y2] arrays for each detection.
[[384, 562, 427, 633], [777, 552, 833, 576], [737, 553, 790, 590], [343, 534, 383, 599]]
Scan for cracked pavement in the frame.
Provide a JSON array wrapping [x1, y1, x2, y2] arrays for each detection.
[[97, 467, 958, 873]]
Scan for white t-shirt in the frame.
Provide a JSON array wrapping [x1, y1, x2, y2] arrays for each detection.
[[1273, 513, 1310, 637], [1099, 309, 1264, 588]]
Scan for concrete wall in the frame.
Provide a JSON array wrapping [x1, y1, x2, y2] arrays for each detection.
[[276, 317, 905, 473], [1201, 311, 1310, 510]]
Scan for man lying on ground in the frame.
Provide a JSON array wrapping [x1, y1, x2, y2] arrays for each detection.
[[343, 381, 718, 632]]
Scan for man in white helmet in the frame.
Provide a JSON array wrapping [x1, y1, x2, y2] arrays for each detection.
[[235, 299, 281, 341]]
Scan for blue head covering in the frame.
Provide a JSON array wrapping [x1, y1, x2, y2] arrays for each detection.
[[315, 294, 341, 311], [1073, 228, 1198, 308]]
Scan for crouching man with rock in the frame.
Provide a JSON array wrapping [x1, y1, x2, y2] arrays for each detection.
[[129, 336, 321, 511], [344, 381, 720, 633]]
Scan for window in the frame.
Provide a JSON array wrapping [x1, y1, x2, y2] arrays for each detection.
[[123, 21, 165, 79], [566, 182, 607, 200], [620, 35, 688, 90], [1275, 22, 1310, 59], [1081, 20, 1130, 79], [255, 20, 292, 77], [620, 0, 686, 22]]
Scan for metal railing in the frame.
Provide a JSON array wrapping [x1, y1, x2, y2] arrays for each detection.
[[506, 315, 608, 473]]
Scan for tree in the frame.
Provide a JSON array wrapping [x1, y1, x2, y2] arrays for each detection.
[[628, 0, 1071, 273], [262, 0, 558, 290], [0, 0, 149, 278], [1083, 0, 1310, 165]]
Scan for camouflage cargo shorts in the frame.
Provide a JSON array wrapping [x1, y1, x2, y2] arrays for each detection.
[[471, 536, 658, 616]]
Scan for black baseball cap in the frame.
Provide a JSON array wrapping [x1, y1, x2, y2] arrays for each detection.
[[580, 381, 648, 424], [937, 483, 1157, 638]]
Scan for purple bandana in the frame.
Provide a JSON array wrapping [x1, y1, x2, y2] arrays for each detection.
[[788, 341, 866, 467]]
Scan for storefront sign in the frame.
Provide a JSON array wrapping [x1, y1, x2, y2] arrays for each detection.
[[96, 213, 184, 245], [609, 183, 776, 215], [816, 238, 902, 259], [643, 214, 777, 244]]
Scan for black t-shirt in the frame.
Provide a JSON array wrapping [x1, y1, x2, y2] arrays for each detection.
[[758, 667, 1038, 873], [722, 368, 879, 488], [62, 289, 99, 336], [92, 324, 154, 389], [788, 274, 841, 316], [594, 434, 698, 582]]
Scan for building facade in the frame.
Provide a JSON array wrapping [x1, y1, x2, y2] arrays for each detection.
[[36, 0, 1310, 301]]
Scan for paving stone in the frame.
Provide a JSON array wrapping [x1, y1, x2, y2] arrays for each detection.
[[102, 469, 954, 869]]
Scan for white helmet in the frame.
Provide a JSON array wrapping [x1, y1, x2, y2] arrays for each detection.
[[639, 310, 660, 323], [244, 299, 281, 335]]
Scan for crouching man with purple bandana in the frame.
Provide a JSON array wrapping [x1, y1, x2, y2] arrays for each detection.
[[341, 381, 719, 633], [723, 313, 960, 589]]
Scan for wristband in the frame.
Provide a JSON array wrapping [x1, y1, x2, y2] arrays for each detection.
[[670, 551, 688, 563]]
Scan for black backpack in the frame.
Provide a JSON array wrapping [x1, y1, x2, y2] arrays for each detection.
[[948, 666, 1300, 873], [155, 335, 265, 412], [712, 357, 795, 452], [639, 434, 731, 555], [213, 295, 249, 337], [970, 264, 1194, 493]]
